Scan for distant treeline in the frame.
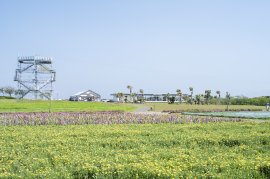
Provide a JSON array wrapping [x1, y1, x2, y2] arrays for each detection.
[[227, 97, 270, 106], [168, 93, 269, 106], [194, 97, 269, 106]]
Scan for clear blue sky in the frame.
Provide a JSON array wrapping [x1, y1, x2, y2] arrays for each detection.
[[1, 0, 270, 99]]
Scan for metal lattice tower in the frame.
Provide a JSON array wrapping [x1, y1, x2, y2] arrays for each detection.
[[14, 56, 56, 100]]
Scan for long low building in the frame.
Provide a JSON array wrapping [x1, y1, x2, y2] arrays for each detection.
[[70, 90, 101, 101], [111, 93, 188, 102]]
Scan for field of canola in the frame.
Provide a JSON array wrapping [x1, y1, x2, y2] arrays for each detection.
[[0, 115, 269, 178]]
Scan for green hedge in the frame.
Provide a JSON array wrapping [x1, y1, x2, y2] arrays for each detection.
[[0, 96, 16, 99], [228, 97, 270, 106]]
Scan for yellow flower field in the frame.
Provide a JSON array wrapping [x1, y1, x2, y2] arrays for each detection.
[[0, 122, 269, 178]]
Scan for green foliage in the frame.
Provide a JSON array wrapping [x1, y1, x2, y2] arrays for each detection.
[[195, 94, 204, 105], [189, 87, 194, 104], [0, 96, 16, 100], [0, 100, 135, 112], [167, 95, 269, 107], [259, 165, 270, 178], [229, 97, 270, 106], [3, 86, 15, 97], [168, 96, 175, 104], [0, 123, 269, 178], [176, 89, 182, 104], [204, 90, 212, 104]]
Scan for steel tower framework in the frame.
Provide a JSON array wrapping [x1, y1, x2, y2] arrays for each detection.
[[14, 56, 56, 100]]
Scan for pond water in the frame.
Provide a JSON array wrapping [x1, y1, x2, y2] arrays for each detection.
[[183, 111, 270, 119]]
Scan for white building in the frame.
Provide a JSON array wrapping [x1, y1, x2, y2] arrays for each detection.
[[69, 90, 101, 102], [111, 93, 187, 102]]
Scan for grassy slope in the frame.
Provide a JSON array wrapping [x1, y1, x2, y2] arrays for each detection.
[[141, 103, 264, 112], [0, 100, 135, 112], [0, 123, 269, 178]]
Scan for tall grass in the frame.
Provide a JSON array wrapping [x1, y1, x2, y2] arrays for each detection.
[[142, 103, 264, 112]]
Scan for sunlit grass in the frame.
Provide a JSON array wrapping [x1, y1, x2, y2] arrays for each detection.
[[0, 100, 135, 112], [141, 103, 264, 112]]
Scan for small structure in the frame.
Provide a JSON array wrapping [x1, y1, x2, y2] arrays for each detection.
[[69, 90, 101, 102], [14, 56, 56, 100]]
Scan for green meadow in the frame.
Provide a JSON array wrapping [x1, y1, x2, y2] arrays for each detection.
[[0, 100, 135, 112], [0, 99, 265, 113], [0, 100, 269, 178]]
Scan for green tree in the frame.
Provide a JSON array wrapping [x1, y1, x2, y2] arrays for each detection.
[[216, 90, 221, 104], [169, 96, 175, 104], [182, 95, 189, 103], [204, 90, 211, 105], [116, 92, 124, 102], [200, 94, 205, 105], [131, 93, 137, 103], [195, 94, 205, 105], [195, 94, 200, 105], [127, 85, 133, 95], [4, 86, 15, 97], [127, 85, 133, 102], [139, 89, 144, 103], [189, 87, 193, 104], [15, 89, 25, 99], [166, 93, 171, 103], [176, 89, 182, 104], [226, 92, 231, 111]]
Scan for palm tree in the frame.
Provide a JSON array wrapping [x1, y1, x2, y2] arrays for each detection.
[[139, 89, 144, 103], [226, 92, 231, 111], [189, 87, 193, 104], [204, 90, 211, 105], [116, 92, 124, 102], [216, 91, 221, 98], [166, 93, 171, 103], [216, 90, 221, 104], [131, 93, 137, 103], [176, 89, 182, 104], [195, 94, 200, 105], [127, 85, 133, 102], [127, 85, 133, 95]]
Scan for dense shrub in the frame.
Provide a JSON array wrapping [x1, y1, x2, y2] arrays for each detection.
[[214, 97, 270, 106], [0, 96, 16, 99], [229, 97, 270, 106]]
